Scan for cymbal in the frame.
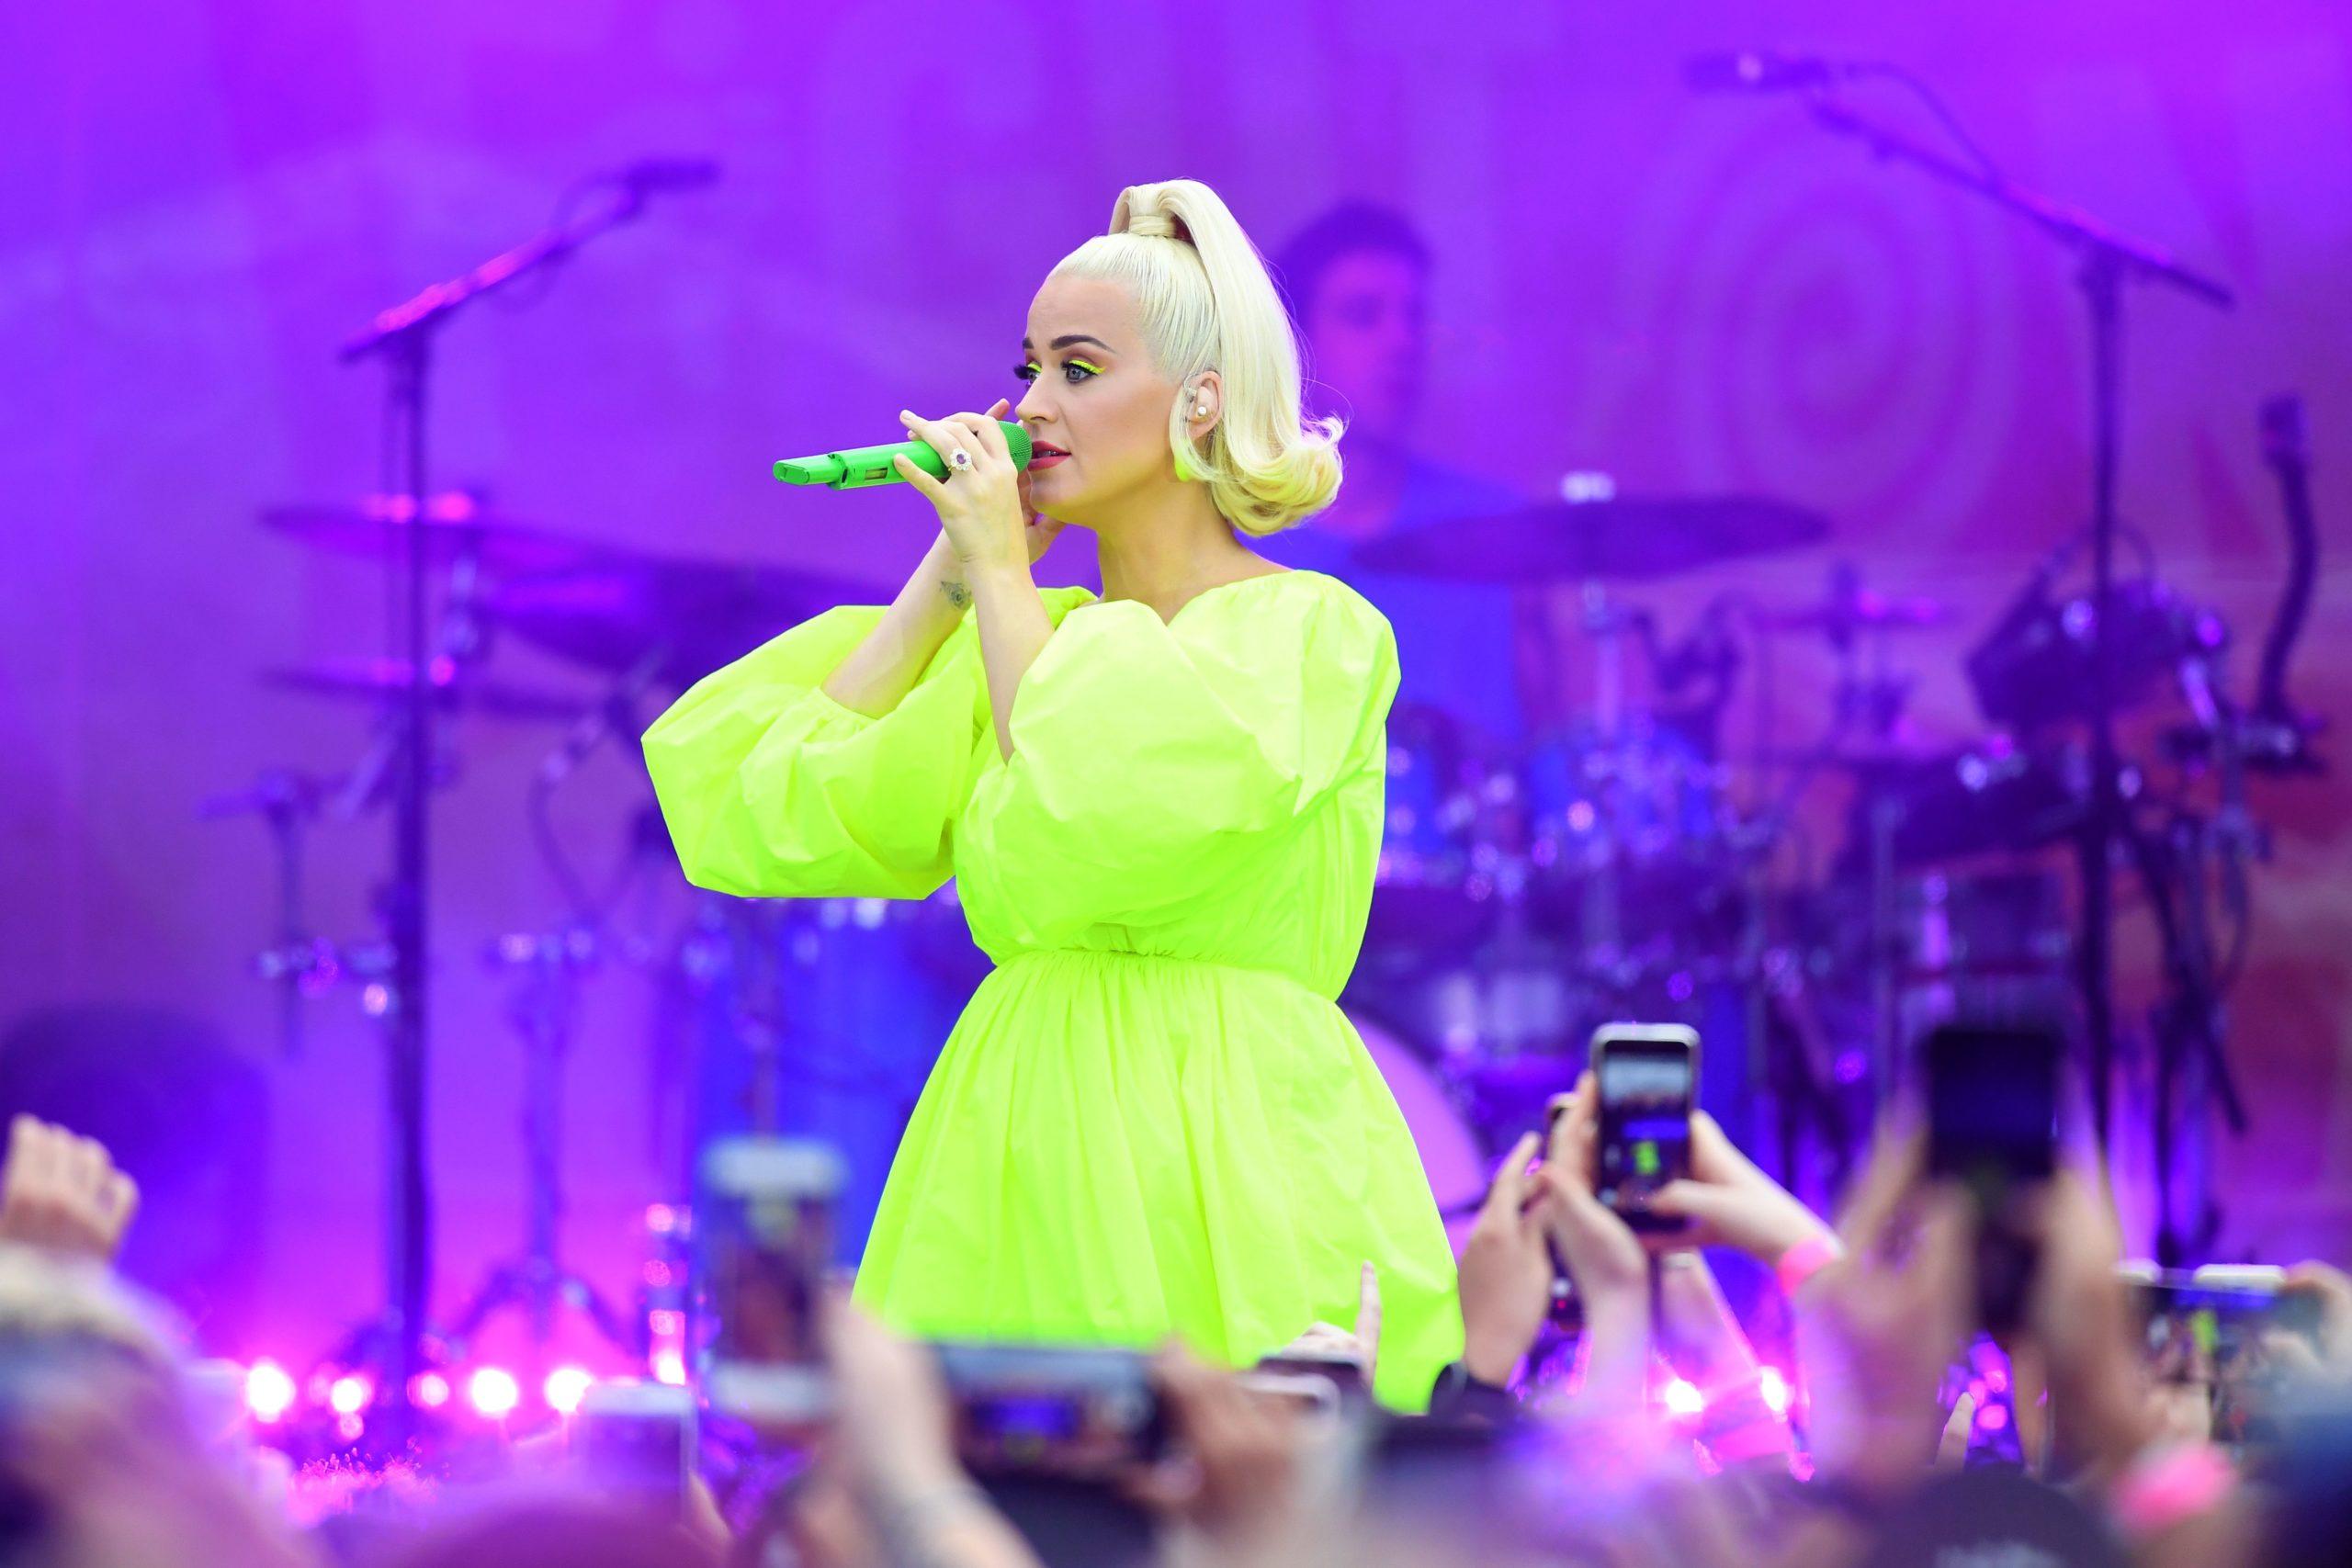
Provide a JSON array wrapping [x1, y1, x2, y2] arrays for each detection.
[[264, 658, 590, 723], [1354, 494, 1831, 583], [263, 495, 610, 577], [486, 558, 887, 686], [1758, 590, 1950, 636]]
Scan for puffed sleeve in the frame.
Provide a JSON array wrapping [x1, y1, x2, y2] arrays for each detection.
[[640, 604, 989, 900], [957, 577, 1397, 945]]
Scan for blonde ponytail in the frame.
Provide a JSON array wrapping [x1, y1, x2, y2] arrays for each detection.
[[1051, 179, 1343, 535]]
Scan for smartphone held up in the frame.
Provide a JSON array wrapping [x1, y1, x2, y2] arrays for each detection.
[[1590, 1023, 1699, 1235]]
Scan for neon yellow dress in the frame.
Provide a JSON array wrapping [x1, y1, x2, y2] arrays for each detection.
[[642, 570, 1462, 1408]]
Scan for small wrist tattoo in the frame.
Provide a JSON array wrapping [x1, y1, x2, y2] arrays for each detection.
[[940, 579, 972, 610]]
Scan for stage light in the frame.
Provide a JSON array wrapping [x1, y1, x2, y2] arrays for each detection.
[[1661, 1379, 1704, 1418], [544, 1365, 594, 1415], [1758, 1367, 1790, 1416], [328, 1373, 373, 1416], [244, 1360, 298, 1424], [469, 1367, 521, 1419], [1979, 1402, 2010, 1431], [652, 1349, 687, 1387], [410, 1371, 451, 1409]]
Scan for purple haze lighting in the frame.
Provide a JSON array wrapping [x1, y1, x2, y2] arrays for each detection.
[[411, 1371, 452, 1409], [469, 1366, 521, 1419]]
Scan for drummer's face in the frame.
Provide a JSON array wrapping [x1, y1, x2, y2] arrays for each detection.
[[1301, 249, 1426, 443], [1013, 274, 1188, 525]]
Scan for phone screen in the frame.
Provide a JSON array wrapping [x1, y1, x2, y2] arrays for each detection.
[[696, 1138, 841, 1423], [2131, 1269, 2318, 1361], [1926, 1021, 2060, 1337], [1926, 1022, 2059, 1201], [1595, 1032, 1695, 1229], [933, 1344, 1166, 1480]]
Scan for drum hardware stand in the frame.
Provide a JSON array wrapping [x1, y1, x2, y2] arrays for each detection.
[[200, 768, 355, 1061], [443, 923, 638, 1365], [329, 166, 702, 1430], [1793, 88, 2234, 1155], [1572, 582, 1644, 977], [447, 655, 680, 1367]]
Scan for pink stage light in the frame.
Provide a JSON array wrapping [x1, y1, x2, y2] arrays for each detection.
[[244, 1360, 298, 1424], [1758, 1367, 1790, 1416], [410, 1371, 451, 1409], [1979, 1402, 2011, 1431], [328, 1373, 373, 1416], [544, 1366, 594, 1416], [1661, 1379, 1704, 1419], [652, 1349, 687, 1386], [468, 1367, 521, 1419]]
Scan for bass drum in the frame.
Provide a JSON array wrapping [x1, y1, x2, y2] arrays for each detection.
[[1352, 1010, 1490, 1254]]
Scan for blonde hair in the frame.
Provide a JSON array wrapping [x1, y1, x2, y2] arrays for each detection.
[[1051, 179, 1342, 535]]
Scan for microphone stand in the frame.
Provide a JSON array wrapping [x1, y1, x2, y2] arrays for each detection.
[[1794, 90, 2233, 1154], [335, 175, 680, 1438]]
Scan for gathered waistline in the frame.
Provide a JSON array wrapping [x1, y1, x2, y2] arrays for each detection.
[[992, 946, 1329, 995]]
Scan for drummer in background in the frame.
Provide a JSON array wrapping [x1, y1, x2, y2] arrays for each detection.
[[1263, 202, 1552, 746]]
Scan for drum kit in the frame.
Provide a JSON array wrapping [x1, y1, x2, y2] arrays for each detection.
[[1330, 479, 2292, 1233]]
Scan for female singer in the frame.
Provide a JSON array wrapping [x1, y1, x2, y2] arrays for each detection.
[[643, 178, 1460, 1407]]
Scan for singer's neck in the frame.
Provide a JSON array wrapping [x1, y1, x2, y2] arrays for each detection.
[[1091, 482, 1276, 622]]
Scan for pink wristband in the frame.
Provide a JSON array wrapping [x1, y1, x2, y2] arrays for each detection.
[[1774, 1232, 1846, 1297], [2111, 1443, 2235, 1539]]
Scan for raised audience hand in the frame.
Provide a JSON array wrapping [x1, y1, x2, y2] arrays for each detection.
[[1792, 1128, 1972, 1504], [1453, 1132, 1554, 1384], [0, 1114, 140, 1262], [2019, 1172, 2178, 1484], [1130, 1346, 1312, 1558], [2275, 1261, 2352, 1378], [1275, 1259, 1382, 1386], [1644, 1109, 1832, 1264], [821, 1296, 1042, 1568], [1535, 1075, 1652, 1408]]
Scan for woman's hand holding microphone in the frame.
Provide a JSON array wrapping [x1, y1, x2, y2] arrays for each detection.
[[895, 399, 1062, 573]]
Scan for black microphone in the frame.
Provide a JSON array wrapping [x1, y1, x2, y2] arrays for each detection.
[[611, 156, 722, 194], [1683, 51, 1868, 94]]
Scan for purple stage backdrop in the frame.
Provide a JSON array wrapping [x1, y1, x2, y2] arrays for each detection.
[[3, 0, 2348, 1364]]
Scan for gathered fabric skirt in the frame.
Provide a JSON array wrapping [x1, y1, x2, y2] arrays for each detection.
[[852, 947, 1463, 1410]]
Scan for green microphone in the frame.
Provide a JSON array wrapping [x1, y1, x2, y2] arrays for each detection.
[[774, 420, 1035, 489]]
